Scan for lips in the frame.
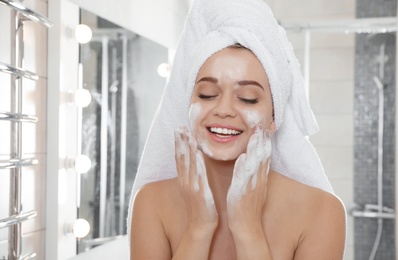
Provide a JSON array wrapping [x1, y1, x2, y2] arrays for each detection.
[[206, 125, 243, 142], [209, 127, 242, 136]]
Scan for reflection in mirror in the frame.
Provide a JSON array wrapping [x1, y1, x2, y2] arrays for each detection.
[[77, 9, 168, 253]]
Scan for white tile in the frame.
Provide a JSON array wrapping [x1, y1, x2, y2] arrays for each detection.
[[322, 177, 354, 260], [310, 114, 354, 146], [344, 243, 354, 260], [291, 48, 355, 83], [273, 0, 355, 20], [22, 0, 48, 79], [328, 178, 354, 206], [345, 207, 355, 260], [22, 0, 48, 18], [0, 239, 7, 259], [311, 33, 355, 49], [346, 212, 355, 249], [0, 73, 11, 112], [310, 80, 354, 114], [0, 121, 11, 156], [310, 48, 355, 81], [263, 0, 275, 10], [0, 7, 11, 64], [287, 31, 355, 50], [21, 154, 46, 234], [22, 229, 45, 259], [316, 145, 354, 179], [22, 78, 47, 155], [0, 170, 10, 241]]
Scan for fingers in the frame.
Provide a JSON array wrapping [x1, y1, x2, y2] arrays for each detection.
[[175, 126, 190, 186], [196, 150, 215, 207], [227, 153, 247, 203], [187, 131, 199, 192], [229, 126, 272, 198], [175, 126, 209, 195]]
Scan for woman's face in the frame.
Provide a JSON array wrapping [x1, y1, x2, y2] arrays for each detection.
[[189, 47, 275, 161]]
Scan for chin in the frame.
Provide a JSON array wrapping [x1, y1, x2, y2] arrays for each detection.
[[200, 144, 243, 162]]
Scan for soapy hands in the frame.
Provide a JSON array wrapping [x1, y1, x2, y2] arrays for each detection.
[[226, 127, 272, 234], [174, 126, 218, 232], [174, 126, 271, 238]]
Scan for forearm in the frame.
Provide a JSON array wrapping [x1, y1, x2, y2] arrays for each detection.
[[232, 227, 272, 260], [172, 227, 215, 260]]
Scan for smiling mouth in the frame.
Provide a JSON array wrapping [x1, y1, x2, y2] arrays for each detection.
[[207, 127, 242, 138]]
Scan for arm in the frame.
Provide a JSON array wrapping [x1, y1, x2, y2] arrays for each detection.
[[293, 193, 346, 260], [130, 184, 172, 260]]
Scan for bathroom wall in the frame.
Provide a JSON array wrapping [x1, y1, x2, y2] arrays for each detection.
[[265, 0, 356, 259], [354, 0, 396, 259], [0, 0, 49, 258]]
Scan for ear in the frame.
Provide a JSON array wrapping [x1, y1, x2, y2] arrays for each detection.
[[268, 121, 276, 134]]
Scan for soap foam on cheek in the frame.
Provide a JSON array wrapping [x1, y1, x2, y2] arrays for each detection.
[[189, 102, 214, 157], [189, 102, 201, 132], [242, 110, 263, 128]]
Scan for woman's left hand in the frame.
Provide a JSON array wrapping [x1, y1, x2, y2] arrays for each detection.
[[226, 127, 271, 235]]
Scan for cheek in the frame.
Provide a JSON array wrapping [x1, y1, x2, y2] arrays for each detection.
[[189, 102, 203, 131], [242, 109, 264, 128]]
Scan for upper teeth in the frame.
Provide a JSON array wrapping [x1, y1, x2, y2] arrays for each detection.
[[210, 127, 241, 135]]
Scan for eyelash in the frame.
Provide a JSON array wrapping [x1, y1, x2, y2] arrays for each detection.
[[239, 98, 259, 104], [198, 94, 216, 99], [198, 94, 258, 104]]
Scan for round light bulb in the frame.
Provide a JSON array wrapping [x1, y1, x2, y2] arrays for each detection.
[[75, 24, 92, 44], [72, 218, 90, 238], [157, 63, 171, 78], [74, 155, 92, 174], [74, 89, 92, 107]]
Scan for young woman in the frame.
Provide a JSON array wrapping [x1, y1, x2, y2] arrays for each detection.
[[128, 0, 346, 259], [129, 45, 345, 260]]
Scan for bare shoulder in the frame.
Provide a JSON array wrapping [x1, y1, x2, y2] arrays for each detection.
[[133, 178, 180, 212], [130, 178, 179, 260], [268, 171, 346, 259], [268, 170, 345, 215]]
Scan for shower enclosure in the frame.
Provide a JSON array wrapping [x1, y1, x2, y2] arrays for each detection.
[[78, 27, 139, 250], [283, 16, 397, 260]]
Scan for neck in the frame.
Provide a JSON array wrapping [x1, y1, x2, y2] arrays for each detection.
[[204, 155, 235, 212]]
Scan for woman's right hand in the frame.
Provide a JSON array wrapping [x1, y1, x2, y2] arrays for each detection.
[[174, 126, 218, 234]]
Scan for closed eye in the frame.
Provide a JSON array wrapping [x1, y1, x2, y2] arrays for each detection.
[[199, 94, 217, 99], [239, 98, 258, 104]]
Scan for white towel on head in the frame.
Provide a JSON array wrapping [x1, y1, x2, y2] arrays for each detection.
[[127, 0, 333, 233]]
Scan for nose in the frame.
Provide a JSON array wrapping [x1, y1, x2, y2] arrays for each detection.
[[213, 94, 237, 119]]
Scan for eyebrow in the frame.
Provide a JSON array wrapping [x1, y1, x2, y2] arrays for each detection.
[[196, 77, 218, 84], [237, 80, 264, 90], [195, 77, 264, 90]]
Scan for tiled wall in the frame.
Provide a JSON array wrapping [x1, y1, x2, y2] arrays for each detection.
[[265, 0, 356, 259], [0, 0, 49, 258], [354, 0, 396, 259]]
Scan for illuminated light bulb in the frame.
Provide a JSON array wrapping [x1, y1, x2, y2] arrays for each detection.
[[74, 155, 92, 174], [75, 24, 92, 44], [65, 155, 92, 174], [157, 63, 171, 78], [73, 89, 92, 107], [73, 219, 90, 238], [65, 218, 90, 238]]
